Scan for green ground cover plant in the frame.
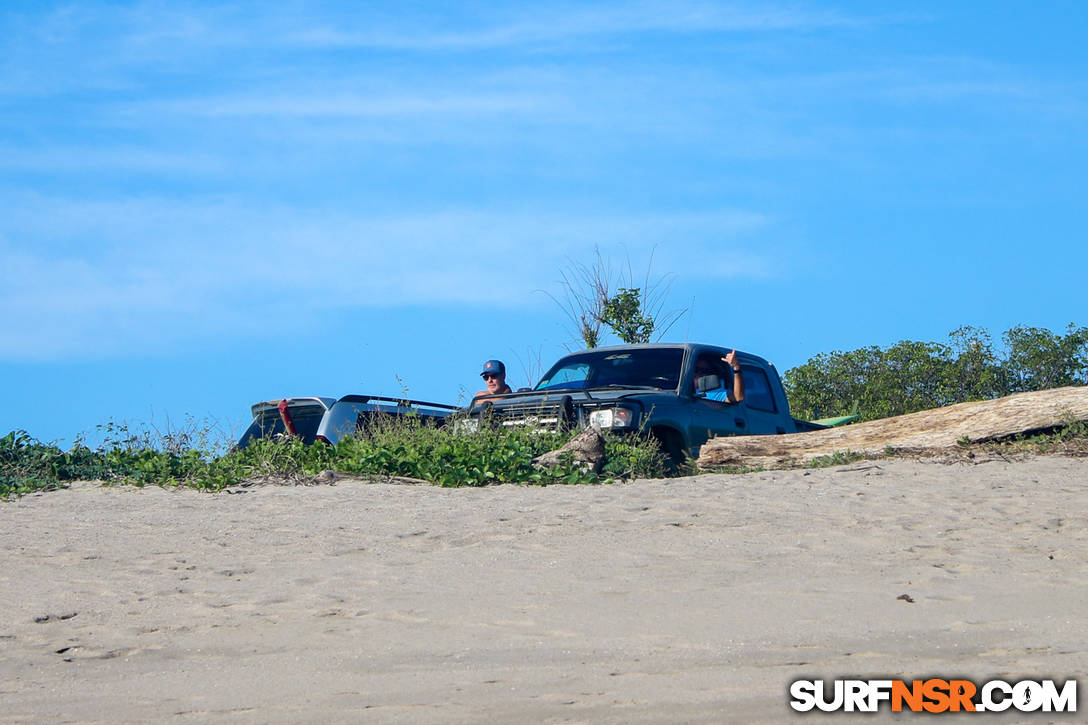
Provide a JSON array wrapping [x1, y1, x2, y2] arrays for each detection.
[[1, 415, 670, 498]]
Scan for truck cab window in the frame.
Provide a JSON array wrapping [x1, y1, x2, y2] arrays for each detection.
[[741, 366, 777, 412]]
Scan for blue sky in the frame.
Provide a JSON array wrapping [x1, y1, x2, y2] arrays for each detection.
[[2, 1, 1086, 447]]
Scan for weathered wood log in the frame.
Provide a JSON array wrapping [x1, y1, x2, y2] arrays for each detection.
[[533, 427, 606, 473], [698, 386, 1088, 469]]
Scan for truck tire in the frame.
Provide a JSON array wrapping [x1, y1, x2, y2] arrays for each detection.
[[651, 427, 687, 471]]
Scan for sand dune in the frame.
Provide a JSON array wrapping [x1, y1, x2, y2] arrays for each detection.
[[2, 456, 1086, 723]]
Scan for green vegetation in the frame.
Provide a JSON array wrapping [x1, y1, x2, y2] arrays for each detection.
[[990, 418, 1088, 454], [546, 247, 685, 348], [784, 324, 1088, 422], [600, 288, 656, 344], [804, 450, 869, 468], [1, 416, 670, 499]]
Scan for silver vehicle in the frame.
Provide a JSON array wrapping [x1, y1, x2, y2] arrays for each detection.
[[236, 396, 335, 449], [315, 395, 459, 444], [236, 394, 459, 449]]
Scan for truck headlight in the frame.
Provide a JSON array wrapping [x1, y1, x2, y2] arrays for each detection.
[[588, 407, 636, 429]]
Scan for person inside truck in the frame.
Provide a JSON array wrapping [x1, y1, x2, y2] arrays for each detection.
[[475, 359, 513, 401], [693, 350, 745, 403]]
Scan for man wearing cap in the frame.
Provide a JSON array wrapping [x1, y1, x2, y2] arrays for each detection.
[[476, 359, 513, 401]]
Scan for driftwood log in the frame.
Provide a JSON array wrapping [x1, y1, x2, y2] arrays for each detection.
[[533, 427, 606, 473], [698, 386, 1088, 469]]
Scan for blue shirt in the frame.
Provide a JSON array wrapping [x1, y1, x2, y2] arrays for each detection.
[[701, 384, 733, 402]]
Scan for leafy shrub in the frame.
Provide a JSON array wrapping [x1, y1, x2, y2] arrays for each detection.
[[0, 430, 132, 496], [784, 324, 1088, 422]]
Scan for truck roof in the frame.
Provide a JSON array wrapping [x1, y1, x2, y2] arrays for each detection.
[[552, 342, 774, 367]]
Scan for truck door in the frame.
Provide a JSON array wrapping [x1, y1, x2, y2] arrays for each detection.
[[690, 394, 747, 450], [734, 364, 789, 435], [688, 352, 747, 449], [690, 362, 789, 450]]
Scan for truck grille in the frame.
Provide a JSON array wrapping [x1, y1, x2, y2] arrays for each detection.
[[475, 396, 580, 429]]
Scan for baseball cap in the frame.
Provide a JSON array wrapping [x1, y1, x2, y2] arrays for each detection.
[[480, 359, 506, 377]]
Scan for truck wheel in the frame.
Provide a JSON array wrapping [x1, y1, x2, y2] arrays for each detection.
[[651, 428, 687, 471]]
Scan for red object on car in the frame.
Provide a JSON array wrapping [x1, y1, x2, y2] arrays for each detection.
[[277, 399, 299, 437]]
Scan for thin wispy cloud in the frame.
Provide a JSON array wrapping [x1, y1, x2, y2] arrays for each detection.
[[0, 193, 774, 360], [3, 1, 870, 54], [3, 2, 1071, 142], [131, 91, 555, 119], [0, 147, 223, 173], [287, 2, 869, 51], [2, 1, 1083, 365]]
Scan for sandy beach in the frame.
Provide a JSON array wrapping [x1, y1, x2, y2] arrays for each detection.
[[2, 455, 1086, 723]]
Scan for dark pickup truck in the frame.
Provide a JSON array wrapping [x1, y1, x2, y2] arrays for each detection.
[[467, 343, 823, 462]]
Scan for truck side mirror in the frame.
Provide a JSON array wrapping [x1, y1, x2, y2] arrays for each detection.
[[695, 374, 721, 393]]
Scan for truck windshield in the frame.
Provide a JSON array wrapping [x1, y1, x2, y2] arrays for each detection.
[[534, 348, 684, 391]]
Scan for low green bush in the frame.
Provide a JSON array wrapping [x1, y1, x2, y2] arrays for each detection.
[[1, 431, 118, 497]]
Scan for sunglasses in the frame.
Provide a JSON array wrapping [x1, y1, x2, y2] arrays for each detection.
[[482, 373, 501, 380]]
